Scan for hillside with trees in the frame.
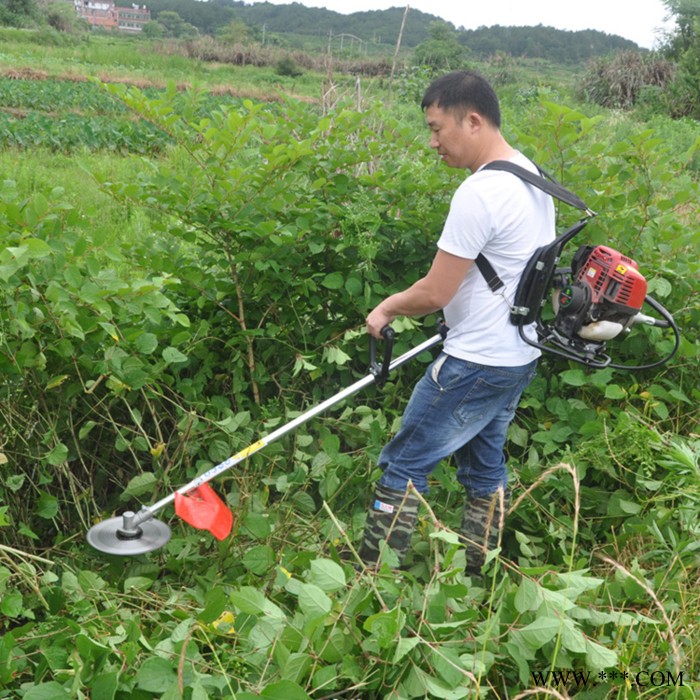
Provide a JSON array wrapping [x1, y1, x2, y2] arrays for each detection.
[[139, 0, 640, 63], [459, 24, 638, 63]]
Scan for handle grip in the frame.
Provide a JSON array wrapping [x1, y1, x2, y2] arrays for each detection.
[[370, 325, 396, 386]]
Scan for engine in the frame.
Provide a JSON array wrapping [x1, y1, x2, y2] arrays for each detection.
[[554, 245, 648, 342]]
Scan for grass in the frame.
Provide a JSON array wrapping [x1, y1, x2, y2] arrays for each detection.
[[0, 148, 151, 244], [0, 29, 358, 102]]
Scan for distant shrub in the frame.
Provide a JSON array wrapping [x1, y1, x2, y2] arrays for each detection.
[[275, 56, 302, 77], [485, 51, 519, 86], [579, 50, 675, 110]]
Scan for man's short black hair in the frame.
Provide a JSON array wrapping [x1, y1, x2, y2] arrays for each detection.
[[421, 71, 501, 129]]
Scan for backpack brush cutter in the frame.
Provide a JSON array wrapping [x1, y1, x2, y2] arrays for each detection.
[[477, 160, 680, 370], [86, 164, 679, 556]]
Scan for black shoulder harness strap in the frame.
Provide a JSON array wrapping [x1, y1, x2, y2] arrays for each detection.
[[474, 160, 593, 293]]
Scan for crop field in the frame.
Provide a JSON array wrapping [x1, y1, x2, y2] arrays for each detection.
[[0, 26, 698, 700]]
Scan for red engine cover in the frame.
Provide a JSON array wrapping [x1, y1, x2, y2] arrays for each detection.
[[576, 246, 647, 311]]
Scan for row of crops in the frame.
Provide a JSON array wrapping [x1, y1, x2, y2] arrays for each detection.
[[0, 76, 237, 152]]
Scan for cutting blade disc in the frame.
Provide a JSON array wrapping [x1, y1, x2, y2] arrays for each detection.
[[87, 516, 171, 555]]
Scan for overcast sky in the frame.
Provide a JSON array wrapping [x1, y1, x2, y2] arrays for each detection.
[[258, 0, 674, 49]]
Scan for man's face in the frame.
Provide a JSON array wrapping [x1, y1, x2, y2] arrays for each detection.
[[425, 104, 474, 170]]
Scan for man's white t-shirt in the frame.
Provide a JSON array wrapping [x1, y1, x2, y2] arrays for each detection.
[[437, 152, 556, 367]]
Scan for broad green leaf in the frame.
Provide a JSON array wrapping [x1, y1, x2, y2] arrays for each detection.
[[429, 530, 460, 545], [516, 616, 561, 650], [23, 237, 53, 258], [1, 591, 23, 617], [241, 512, 271, 539], [297, 583, 332, 618], [281, 652, 312, 684], [77, 570, 108, 594], [505, 640, 535, 685], [197, 585, 228, 625], [291, 491, 316, 514], [514, 578, 542, 613], [135, 656, 176, 693], [190, 680, 209, 700], [363, 606, 405, 649], [260, 680, 311, 700], [321, 272, 344, 289], [316, 628, 348, 663], [45, 375, 69, 390], [430, 646, 467, 688], [134, 332, 158, 354], [344, 275, 362, 295], [90, 672, 118, 700], [123, 576, 154, 592], [394, 637, 421, 663], [555, 571, 605, 598], [607, 493, 642, 516], [242, 544, 276, 575], [413, 667, 471, 699], [559, 369, 587, 386], [98, 321, 119, 341], [36, 492, 59, 519], [323, 346, 352, 366], [539, 586, 576, 612], [0, 566, 12, 601], [120, 472, 157, 500], [231, 587, 286, 621], [230, 586, 269, 615], [560, 618, 587, 653], [508, 423, 529, 447], [171, 313, 190, 327], [6, 474, 24, 492], [604, 384, 626, 399], [75, 634, 109, 659], [43, 443, 68, 466], [648, 276, 672, 297], [162, 346, 188, 364], [308, 558, 346, 592], [584, 639, 618, 669], [22, 682, 71, 700]]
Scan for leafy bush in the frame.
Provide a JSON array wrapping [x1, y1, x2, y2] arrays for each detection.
[[413, 21, 468, 70], [1, 82, 698, 697], [276, 56, 302, 78]]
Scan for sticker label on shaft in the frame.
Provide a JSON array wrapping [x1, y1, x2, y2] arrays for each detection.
[[233, 440, 266, 461]]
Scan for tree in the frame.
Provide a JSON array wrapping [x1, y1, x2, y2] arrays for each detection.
[[661, 0, 700, 116], [413, 20, 466, 70], [216, 19, 249, 45], [156, 10, 198, 38], [45, 0, 86, 32], [141, 19, 164, 38], [0, 0, 39, 26]]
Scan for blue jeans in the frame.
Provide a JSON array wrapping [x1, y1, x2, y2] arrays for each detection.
[[378, 353, 537, 498]]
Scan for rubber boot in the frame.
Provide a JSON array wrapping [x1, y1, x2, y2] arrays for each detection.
[[358, 484, 420, 568], [461, 488, 510, 577]]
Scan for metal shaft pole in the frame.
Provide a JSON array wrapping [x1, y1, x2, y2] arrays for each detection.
[[132, 334, 442, 527]]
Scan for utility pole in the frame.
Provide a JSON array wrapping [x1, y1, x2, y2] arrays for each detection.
[[388, 5, 410, 106]]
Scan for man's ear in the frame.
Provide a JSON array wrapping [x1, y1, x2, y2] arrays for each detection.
[[466, 110, 485, 131]]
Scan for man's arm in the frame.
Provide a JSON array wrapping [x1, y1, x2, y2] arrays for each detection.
[[366, 250, 474, 337]]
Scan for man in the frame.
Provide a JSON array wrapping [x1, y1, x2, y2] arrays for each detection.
[[357, 71, 555, 576]]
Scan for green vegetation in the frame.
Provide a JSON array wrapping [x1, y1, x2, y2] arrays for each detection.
[[459, 25, 639, 63], [0, 13, 698, 700]]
